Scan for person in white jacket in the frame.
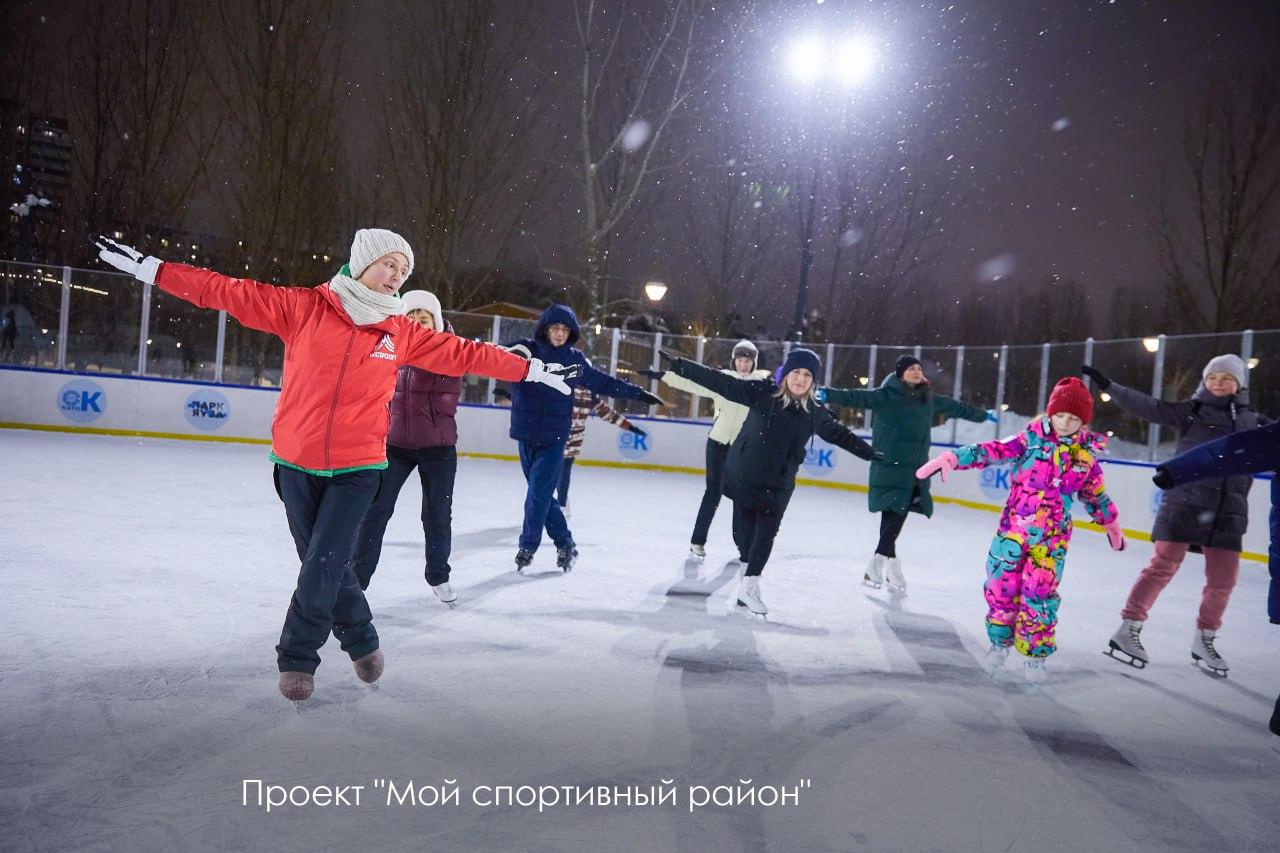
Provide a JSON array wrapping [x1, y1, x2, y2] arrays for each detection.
[[641, 340, 770, 561]]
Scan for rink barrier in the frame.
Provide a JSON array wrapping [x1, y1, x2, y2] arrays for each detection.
[[0, 366, 1270, 563]]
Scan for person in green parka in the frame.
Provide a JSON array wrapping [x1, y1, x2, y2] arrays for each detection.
[[824, 355, 995, 593]]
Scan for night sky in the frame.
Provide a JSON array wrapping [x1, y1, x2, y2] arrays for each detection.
[[23, 0, 1280, 330]]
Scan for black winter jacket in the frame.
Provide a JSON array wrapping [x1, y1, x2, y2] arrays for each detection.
[[1108, 382, 1270, 551], [672, 358, 877, 512]]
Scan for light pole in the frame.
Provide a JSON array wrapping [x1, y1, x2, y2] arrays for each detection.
[[783, 34, 877, 343]]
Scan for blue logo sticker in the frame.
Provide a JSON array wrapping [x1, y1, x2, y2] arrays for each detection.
[[618, 429, 651, 460], [978, 464, 1013, 501], [184, 389, 231, 431], [57, 379, 106, 424], [802, 439, 837, 477]]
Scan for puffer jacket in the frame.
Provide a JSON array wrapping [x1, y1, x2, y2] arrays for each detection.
[[503, 303, 648, 445], [1156, 421, 1280, 623], [387, 321, 464, 449], [660, 367, 772, 445], [954, 416, 1118, 538], [671, 357, 877, 513], [1108, 382, 1268, 551]]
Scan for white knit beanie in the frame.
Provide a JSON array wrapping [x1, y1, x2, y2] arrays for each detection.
[[400, 288, 443, 331], [732, 339, 759, 366], [1202, 354, 1246, 386], [349, 228, 414, 280]]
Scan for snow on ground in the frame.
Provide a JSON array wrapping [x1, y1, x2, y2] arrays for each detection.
[[2, 429, 1277, 852]]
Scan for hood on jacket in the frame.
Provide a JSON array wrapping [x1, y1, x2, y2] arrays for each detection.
[[536, 303, 581, 347]]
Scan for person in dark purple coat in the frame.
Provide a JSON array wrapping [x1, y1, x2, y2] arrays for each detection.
[[350, 289, 464, 606]]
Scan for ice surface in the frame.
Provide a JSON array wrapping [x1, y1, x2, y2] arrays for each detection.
[[3, 430, 1277, 852]]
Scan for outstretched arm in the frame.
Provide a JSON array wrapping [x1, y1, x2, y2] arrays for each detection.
[[954, 432, 1030, 471], [401, 323, 531, 382], [1106, 382, 1194, 431], [816, 407, 881, 461], [822, 386, 883, 410], [669, 358, 770, 406], [933, 395, 992, 423], [1156, 421, 1280, 485]]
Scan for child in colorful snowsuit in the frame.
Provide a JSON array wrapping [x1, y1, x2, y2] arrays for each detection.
[[557, 383, 647, 514], [917, 377, 1126, 683]]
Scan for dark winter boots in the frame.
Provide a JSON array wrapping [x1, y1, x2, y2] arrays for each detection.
[[279, 671, 314, 701], [353, 649, 385, 684]]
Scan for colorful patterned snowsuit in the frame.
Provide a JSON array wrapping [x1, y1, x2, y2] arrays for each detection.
[[954, 417, 1118, 657]]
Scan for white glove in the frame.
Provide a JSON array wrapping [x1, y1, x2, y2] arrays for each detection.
[[94, 236, 162, 285], [523, 358, 581, 395]]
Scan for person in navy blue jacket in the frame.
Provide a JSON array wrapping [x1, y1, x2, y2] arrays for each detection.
[[504, 304, 662, 573], [1153, 420, 1279, 737]]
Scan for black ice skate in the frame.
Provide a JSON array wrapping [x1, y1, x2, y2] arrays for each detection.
[[556, 545, 578, 573], [514, 548, 534, 574], [1104, 619, 1148, 669]]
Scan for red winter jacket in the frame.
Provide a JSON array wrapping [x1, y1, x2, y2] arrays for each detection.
[[388, 322, 465, 449], [156, 263, 528, 471]]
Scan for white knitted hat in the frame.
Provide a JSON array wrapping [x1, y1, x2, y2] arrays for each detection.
[[1202, 354, 1246, 386], [400, 288, 443, 331], [349, 228, 414, 280]]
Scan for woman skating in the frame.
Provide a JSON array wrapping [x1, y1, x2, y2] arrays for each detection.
[[94, 231, 575, 701]]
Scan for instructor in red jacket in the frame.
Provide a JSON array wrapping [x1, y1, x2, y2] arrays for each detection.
[[95, 230, 577, 702]]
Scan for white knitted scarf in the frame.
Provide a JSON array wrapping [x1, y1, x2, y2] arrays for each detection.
[[327, 270, 405, 326]]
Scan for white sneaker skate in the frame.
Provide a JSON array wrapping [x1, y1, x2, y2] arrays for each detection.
[[1105, 619, 1148, 668], [885, 557, 907, 595], [864, 554, 887, 589], [430, 581, 458, 608], [982, 644, 1010, 677], [689, 544, 706, 562], [735, 576, 768, 618], [1191, 629, 1229, 676], [1023, 657, 1048, 687]]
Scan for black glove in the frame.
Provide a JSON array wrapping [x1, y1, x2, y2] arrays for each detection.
[[628, 424, 648, 437], [493, 388, 512, 401], [1081, 364, 1110, 391], [637, 390, 665, 407], [638, 368, 665, 381], [854, 442, 884, 462], [1152, 467, 1175, 490]]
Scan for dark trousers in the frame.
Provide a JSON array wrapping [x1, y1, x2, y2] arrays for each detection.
[[273, 465, 381, 675], [519, 440, 572, 552], [691, 439, 731, 546], [556, 456, 576, 507], [876, 511, 909, 558], [732, 502, 785, 577], [350, 444, 457, 589]]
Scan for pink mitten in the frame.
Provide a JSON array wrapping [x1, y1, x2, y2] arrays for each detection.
[[1104, 519, 1126, 551], [916, 450, 959, 483]]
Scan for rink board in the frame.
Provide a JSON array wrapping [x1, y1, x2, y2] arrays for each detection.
[[1, 364, 1272, 560]]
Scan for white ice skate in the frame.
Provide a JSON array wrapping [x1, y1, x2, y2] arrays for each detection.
[[689, 544, 706, 563], [734, 576, 768, 618], [982, 644, 1010, 677], [1023, 657, 1048, 687], [430, 581, 458, 608], [1190, 629, 1229, 677], [885, 557, 907, 595], [1104, 619, 1148, 668], [863, 554, 887, 589]]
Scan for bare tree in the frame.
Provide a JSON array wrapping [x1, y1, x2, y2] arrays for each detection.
[[1152, 72, 1280, 333], [570, 0, 746, 316], [380, 0, 549, 310], [1, 4, 59, 263]]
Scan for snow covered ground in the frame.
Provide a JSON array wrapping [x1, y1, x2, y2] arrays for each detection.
[[3, 429, 1277, 852]]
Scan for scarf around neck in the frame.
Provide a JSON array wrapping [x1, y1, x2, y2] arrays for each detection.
[[327, 266, 405, 326]]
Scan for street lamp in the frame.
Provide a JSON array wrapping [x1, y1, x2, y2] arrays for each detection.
[[782, 33, 878, 342], [643, 280, 668, 303]]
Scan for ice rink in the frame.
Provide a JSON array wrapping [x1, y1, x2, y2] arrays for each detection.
[[3, 429, 1278, 852]]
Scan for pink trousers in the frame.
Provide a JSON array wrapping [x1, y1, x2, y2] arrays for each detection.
[[1120, 540, 1241, 631]]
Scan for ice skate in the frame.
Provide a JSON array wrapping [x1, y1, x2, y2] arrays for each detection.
[[1190, 629, 1229, 677], [514, 548, 534, 574], [734, 575, 768, 618], [353, 649, 384, 684], [688, 543, 706, 563], [1104, 619, 1148, 668], [863, 554, 886, 589], [278, 671, 314, 702], [1023, 656, 1048, 687], [982, 643, 1010, 677], [556, 544, 578, 574], [885, 557, 907, 595], [430, 581, 458, 608]]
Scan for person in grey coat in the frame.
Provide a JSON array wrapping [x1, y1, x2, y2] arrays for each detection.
[[1083, 355, 1271, 675]]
